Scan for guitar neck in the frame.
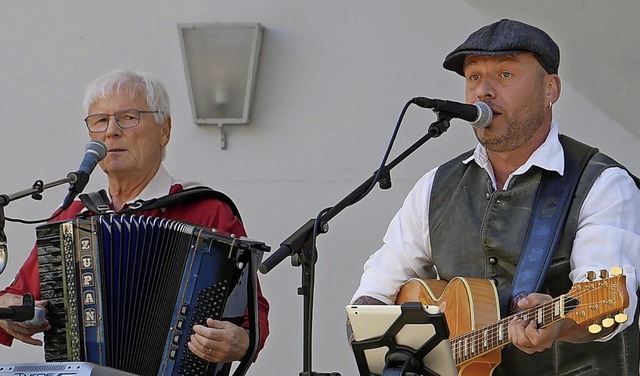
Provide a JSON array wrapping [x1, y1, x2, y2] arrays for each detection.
[[396, 272, 628, 368], [450, 294, 571, 365]]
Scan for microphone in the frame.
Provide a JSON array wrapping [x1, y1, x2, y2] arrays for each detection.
[[412, 97, 493, 129], [61, 140, 107, 211]]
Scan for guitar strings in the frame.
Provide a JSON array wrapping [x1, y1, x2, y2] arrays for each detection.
[[448, 278, 623, 362], [453, 284, 607, 343], [450, 290, 596, 361]]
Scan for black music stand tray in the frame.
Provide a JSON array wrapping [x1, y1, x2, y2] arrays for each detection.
[[349, 302, 455, 376]]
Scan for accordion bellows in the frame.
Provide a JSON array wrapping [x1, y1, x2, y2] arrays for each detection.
[[37, 215, 268, 376]]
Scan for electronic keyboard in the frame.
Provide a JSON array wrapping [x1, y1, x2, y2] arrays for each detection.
[[0, 362, 136, 376]]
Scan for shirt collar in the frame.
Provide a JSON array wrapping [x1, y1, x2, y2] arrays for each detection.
[[462, 121, 564, 188], [108, 165, 177, 207], [78, 165, 199, 214]]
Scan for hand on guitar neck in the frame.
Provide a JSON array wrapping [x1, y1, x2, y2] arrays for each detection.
[[393, 268, 629, 374], [508, 292, 616, 355]]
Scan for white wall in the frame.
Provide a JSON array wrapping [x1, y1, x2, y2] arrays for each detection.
[[0, 1, 638, 375]]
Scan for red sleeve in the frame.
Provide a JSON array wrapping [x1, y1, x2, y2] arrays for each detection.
[[0, 203, 83, 346], [0, 243, 40, 346], [194, 201, 270, 357], [200, 200, 270, 355], [240, 279, 270, 357]]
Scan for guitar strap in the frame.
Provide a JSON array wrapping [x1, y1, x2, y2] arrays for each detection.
[[79, 186, 243, 222], [507, 135, 597, 314]]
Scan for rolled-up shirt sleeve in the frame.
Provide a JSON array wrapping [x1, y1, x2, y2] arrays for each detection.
[[351, 168, 439, 304], [570, 167, 640, 341]]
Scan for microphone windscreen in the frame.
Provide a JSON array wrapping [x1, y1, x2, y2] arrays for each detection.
[[471, 102, 493, 129]]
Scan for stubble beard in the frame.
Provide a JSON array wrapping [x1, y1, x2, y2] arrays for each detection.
[[477, 85, 546, 153]]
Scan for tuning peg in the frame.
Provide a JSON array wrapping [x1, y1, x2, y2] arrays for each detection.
[[615, 312, 628, 323], [588, 323, 602, 334], [599, 269, 609, 279], [610, 266, 623, 276], [586, 271, 596, 281], [602, 317, 615, 328]]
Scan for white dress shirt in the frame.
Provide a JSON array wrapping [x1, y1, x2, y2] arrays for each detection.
[[352, 122, 640, 340], [107, 165, 200, 205]]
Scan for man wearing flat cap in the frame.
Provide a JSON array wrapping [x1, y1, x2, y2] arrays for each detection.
[[351, 19, 640, 375]]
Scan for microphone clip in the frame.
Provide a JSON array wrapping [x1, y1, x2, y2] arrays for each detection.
[[378, 169, 392, 190], [31, 180, 44, 201], [428, 113, 453, 138]]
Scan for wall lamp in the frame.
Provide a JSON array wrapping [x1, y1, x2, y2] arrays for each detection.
[[178, 22, 264, 149]]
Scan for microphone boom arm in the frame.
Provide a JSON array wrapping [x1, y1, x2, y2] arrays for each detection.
[[0, 176, 76, 275], [0, 140, 106, 275], [0, 176, 76, 208], [259, 109, 457, 376], [258, 113, 455, 274]]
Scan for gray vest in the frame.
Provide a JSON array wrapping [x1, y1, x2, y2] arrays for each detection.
[[429, 139, 639, 375]]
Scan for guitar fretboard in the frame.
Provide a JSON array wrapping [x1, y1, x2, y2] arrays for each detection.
[[451, 295, 574, 365]]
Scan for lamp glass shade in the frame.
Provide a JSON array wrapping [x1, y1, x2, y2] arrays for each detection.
[[179, 23, 263, 125]]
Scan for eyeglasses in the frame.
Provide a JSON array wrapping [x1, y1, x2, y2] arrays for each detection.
[[84, 109, 160, 133]]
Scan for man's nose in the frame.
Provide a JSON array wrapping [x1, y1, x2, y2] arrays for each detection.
[[105, 115, 121, 135], [474, 78, 496, 100]]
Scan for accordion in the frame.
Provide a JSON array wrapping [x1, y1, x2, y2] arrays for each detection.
[[37, 214, 269, 376]]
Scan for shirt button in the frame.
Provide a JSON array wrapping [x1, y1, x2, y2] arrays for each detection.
[[488, 257, 498, 265], [485, 192, 491, 199]]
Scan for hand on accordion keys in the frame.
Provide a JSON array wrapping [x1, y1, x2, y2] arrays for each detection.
[[0, 293, 50, 346], [187, 317, 250, 363]]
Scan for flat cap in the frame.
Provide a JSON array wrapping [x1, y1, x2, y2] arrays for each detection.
[[443, 19, 560, 76]]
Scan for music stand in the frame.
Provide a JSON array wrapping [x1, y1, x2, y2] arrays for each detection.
[[347, 302, 456, 376]]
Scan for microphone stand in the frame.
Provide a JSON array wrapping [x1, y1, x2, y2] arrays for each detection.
[[259, 113, 455, 376], [0, 176, 76, 275]]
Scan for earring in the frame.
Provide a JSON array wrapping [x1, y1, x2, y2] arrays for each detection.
[[548, 101, 553, 109]]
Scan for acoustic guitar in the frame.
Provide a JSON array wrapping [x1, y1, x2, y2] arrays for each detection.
[[395, 267, 629, 376]]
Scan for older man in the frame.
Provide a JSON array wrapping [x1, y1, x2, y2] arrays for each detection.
[[0, 69, 269, 368]]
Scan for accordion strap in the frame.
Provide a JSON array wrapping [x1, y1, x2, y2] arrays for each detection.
[[79, 190, 114, 215], [79, 186, 243, 222]]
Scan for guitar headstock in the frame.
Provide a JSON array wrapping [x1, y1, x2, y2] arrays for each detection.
[[565, 267, 629, 333]]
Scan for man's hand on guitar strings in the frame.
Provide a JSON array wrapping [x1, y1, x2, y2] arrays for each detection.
[[508, 293, 575, 354]]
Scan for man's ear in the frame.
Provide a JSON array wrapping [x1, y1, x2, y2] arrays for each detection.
[[547, 74, 561, 105], [160, 116, 172, 147]]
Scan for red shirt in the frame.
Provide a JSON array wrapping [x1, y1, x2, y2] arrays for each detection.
[[0, 183, 270, 356]]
